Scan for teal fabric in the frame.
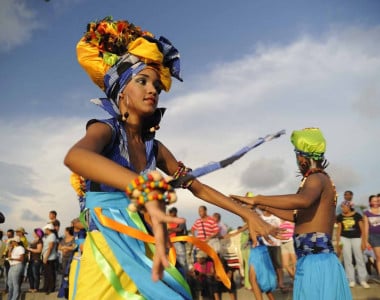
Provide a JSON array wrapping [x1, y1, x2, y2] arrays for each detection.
[[85, 192, 192, 300], [248, 244, 277, 292]]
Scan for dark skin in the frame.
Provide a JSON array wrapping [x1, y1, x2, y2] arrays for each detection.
[[230, 155, 336, 236], [65, 68, 281, 282]]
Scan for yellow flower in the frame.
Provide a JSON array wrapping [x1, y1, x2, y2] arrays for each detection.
[[70, 173, 86, 197]]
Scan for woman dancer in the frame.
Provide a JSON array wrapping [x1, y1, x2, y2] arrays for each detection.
[[64, 16, 280, 300]]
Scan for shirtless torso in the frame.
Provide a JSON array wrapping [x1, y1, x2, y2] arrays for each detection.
[[294, 170, 337, 236]]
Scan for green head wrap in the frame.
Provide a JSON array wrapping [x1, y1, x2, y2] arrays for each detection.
[[290, 128, 326, 160], [245, 192, 254, 197]]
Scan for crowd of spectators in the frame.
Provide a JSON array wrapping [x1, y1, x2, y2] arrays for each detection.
[[0, 191, 378, 299], [0, 210, 86, 299], [172, 192, 380, 300]]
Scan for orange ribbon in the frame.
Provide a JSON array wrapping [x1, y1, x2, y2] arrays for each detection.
[[93, 207, 230, 289]]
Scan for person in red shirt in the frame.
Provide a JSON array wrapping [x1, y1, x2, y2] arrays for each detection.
[[191, 206, 220, 256]]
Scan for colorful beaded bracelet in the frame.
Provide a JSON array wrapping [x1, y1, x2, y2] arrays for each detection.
[[172, 161, 193, 189], [126, 171, 177, 212]]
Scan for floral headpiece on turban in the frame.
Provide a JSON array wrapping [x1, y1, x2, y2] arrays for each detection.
[[291, 128, 326, 161], [76, 16, 182, 120]]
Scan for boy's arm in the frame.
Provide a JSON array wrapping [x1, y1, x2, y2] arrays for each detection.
[[231, 173, 323, 210]]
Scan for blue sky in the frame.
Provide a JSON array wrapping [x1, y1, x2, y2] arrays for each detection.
[[1, 0, 380, 237]]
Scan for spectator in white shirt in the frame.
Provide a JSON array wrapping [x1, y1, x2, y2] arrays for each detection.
[[7, 236, 25, 300], [41, 223, 58, 295]]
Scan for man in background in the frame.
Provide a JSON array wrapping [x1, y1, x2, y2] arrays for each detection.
[[191, 206, 220, 256]]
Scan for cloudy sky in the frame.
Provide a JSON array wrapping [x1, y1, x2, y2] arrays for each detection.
[[1, 0, 379, 237]]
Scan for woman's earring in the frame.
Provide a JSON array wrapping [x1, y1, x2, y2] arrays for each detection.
[[122, 112, 129, 122], [149, 125, 160, 133]]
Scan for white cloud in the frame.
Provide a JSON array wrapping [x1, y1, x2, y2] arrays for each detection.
[[328, 163, 361, 192], [0, 162, 43, 199], [352, 85, 380, 119], [0, 117, 84, 234], [240, 158, 287, 189], [0, 0, 42, 52], [163, 25, 380, 205], [1, 25, 380, 235]]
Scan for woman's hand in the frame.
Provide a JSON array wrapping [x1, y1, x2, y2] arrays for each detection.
[[229, 194, 285, 243], [145, 198, 185, 281], [243, 207, 284, 246], [126, 170, 186, 281], [230, 194, 257, 208]]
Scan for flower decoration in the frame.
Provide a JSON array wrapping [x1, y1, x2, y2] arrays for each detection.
[[83, 16, 154, 66], [70, 173, 86, 197]]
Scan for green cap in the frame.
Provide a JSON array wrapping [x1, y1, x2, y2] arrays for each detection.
[[291, 128, 326, 160]]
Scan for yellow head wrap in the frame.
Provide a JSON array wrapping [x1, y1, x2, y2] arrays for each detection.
[[76, 17, 182, 102]]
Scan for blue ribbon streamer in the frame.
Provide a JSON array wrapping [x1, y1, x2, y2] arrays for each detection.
[[170, 129, 286, 188]]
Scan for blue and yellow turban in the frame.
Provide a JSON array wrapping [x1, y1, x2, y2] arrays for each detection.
[[76, 16, 182, 105], [290, 128, 326, 160]]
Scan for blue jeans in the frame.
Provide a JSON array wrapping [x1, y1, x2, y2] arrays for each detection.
[[7, 263, 24, 300], [27, 259, 42, 290]]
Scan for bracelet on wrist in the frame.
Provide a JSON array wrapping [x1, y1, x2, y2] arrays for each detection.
[[172, 161, 193, 188], [126, 171, 177, 212]]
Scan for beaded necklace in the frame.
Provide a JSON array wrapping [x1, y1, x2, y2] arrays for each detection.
[[293, 168, 337, 223]]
